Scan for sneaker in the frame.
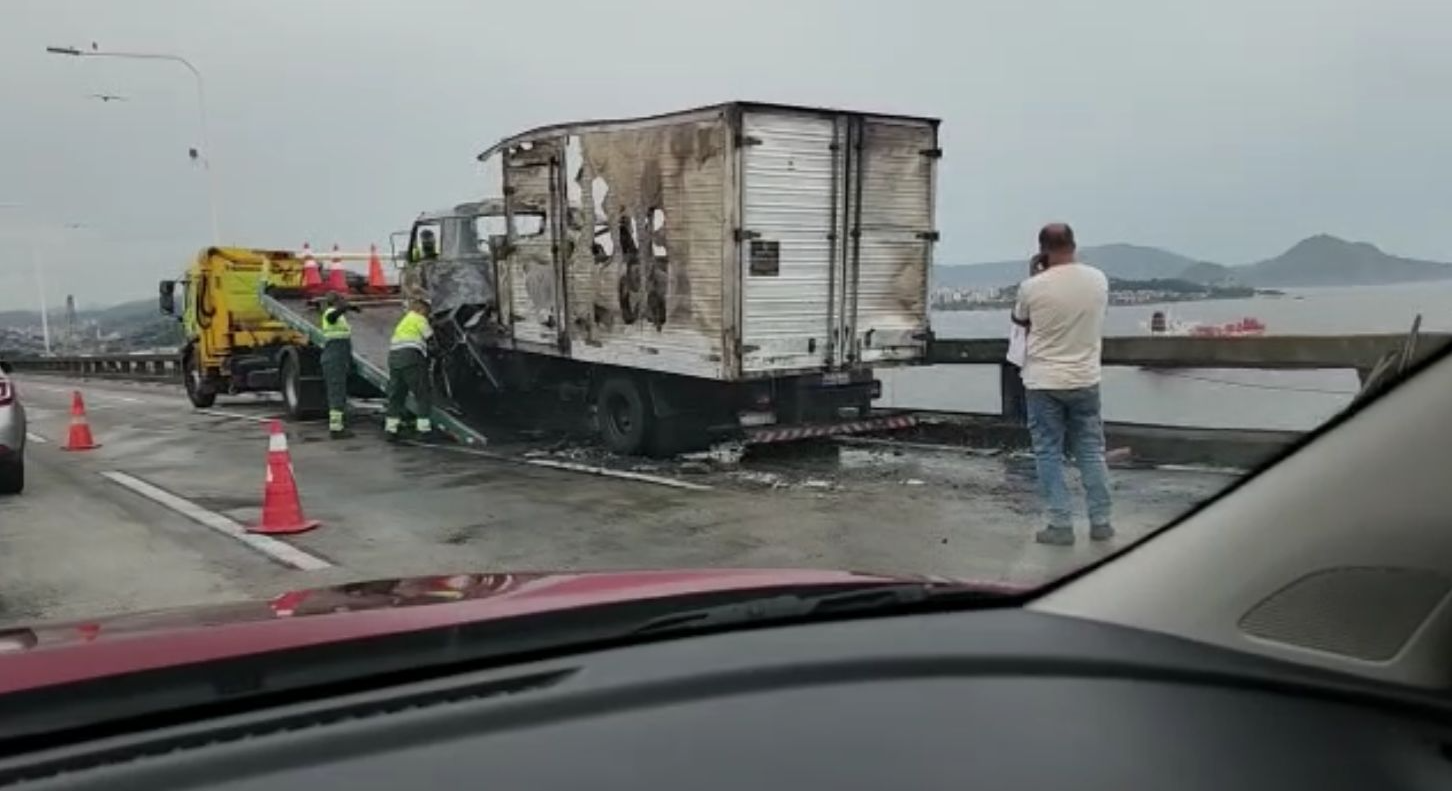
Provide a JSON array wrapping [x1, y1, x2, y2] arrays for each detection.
[[1035, 526, 1075, 546], [1090, 523, 1116, 542]]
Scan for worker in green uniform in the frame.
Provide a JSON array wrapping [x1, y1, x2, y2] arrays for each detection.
[[385, 296, 435, 442], [320, 292, 359, 440]]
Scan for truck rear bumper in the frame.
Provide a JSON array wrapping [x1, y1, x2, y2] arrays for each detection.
[[742, 413, 917, 445]]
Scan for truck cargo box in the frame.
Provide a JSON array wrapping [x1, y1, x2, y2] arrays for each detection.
[[424, 102, 938, 383]]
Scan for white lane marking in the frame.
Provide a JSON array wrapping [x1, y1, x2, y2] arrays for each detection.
[[22, 383, 165, 407], [99, 471, 332, 572], [413, 442, 712, 491], [25, 432, 48, 445], [524, 458, 713, 491], [196, 409, 279, 424]]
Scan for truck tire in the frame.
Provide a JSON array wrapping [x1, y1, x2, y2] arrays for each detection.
[[596, 375, 652, 456], [0, 457, 23, 495], [280, 351, 327, 421], [183, 347, 217, 408]]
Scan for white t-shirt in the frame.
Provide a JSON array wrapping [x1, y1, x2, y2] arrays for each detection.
[[1011, 262, 1108, 390]]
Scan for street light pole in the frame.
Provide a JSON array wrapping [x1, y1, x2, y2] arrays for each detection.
[[1, 206, 90, 356], [0, 204, 49, 354], [31, 242, 51, 355], [46, 45, 221, 244]]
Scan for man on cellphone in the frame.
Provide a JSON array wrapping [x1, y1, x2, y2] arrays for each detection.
[[1010, 223, 1113, 546]]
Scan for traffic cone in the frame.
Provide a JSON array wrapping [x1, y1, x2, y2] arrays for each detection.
[[62, 391, 101, 451], [270, 589, 311, 618], [327, 243, 348, 293], [366, 244, 389, 293], [300, 242, 324, 294], [250, 420, 320, 535]]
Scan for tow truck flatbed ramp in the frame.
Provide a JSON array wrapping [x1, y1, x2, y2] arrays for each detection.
[[259, 289, 489, 447]]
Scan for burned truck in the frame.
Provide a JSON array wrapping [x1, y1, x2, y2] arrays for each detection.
[[407, 102, 939, 456]]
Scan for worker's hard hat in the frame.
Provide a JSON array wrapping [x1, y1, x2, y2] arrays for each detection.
[[420, 228, 437, 239]]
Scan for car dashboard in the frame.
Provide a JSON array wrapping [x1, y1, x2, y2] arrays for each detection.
[[6, 609, 1452, 791]]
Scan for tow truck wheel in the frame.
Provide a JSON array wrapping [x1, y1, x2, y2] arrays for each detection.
[[280, 352, 326, 421], [183, 348, 217, 408], [597, 375, 651, 456]]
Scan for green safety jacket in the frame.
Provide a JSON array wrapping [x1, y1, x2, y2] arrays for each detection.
[[321, 308, 352, 341], [390, 310, 433, 355]]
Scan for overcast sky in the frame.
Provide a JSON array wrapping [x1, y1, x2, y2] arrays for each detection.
[[2, 0, 1448, 309]]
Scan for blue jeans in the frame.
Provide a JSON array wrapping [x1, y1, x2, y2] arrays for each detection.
[[1026, 386, 1112, 529]]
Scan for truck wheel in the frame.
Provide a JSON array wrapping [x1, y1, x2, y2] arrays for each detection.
[[183, 348, 217, 408], [281, 352, 326, 421], [0, 457, 23, 495], [597, 375, 651, 456]]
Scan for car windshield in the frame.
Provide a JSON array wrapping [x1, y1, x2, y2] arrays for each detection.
[[0, 0, 1448, 693]]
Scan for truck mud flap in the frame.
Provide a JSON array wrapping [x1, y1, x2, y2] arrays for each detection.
[[743, 414, 918, 445]]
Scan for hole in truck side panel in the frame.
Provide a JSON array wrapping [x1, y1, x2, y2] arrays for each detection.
[[749, 240, 781, 277], [650, 207, 667, 258]]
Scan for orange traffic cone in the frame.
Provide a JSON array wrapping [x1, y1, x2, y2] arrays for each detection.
[[250, 420, 320, 535], [62, 391, 101, 451], [327, 243, 347, 293], [366, 244, 389, 293], [270, 589, 311, 618], [300, 242, 324, 294]]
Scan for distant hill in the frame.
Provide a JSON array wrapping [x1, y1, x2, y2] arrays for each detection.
[[0, 297, 178, 355], [0, 297, 160, 328], [1178, 261, 1242, 286], [936, 235, 1452, 290], [936, 243, 1217, 289], [1236, 235, 1452, 287]]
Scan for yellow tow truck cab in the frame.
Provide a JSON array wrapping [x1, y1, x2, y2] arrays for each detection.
[[159, 247, 329, 416]]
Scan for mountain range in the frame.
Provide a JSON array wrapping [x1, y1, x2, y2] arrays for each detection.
[[934, 235, 1452, 290]]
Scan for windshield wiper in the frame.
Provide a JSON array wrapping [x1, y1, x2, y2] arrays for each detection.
[[629, 583, 1012, 637]]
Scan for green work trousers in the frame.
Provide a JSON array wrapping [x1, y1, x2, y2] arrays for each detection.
[[321, 339, 352, 431], [386, 348, 432, 432]]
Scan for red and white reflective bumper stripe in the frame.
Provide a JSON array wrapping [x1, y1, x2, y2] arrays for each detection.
[[745, 415, 917, 445]]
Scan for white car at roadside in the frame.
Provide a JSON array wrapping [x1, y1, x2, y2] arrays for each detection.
[[0, 361, 25, 494]]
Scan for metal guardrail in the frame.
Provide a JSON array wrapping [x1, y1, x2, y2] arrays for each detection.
[[9, 333, 1449, 396], [2, 352, 182, 381], [928, 331, 1452, 422], [929, 333, 1452, 375]]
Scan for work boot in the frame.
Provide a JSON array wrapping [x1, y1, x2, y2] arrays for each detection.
[[385, 430, 401, 444], [1034, 526, 1075, 546], [330, 427, 355, 440], [1090, 523, 1116, 542]]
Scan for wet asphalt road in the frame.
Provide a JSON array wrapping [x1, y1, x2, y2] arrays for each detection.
[[0, 375, 1237, 626]]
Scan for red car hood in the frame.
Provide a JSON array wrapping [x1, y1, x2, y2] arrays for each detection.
[[0, 569, 1020, 694]]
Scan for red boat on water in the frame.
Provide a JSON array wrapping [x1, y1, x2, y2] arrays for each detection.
[[1147, 311, 1267, 337]]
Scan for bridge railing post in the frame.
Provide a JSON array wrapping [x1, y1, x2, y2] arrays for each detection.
[[999, 362, 1027, 425]]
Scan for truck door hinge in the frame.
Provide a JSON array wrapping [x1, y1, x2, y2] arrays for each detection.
[[735, 134, 763, 147], [917, 231, 941, 242], [920, 147, 944, 159], [734, 229, 762, 243]]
